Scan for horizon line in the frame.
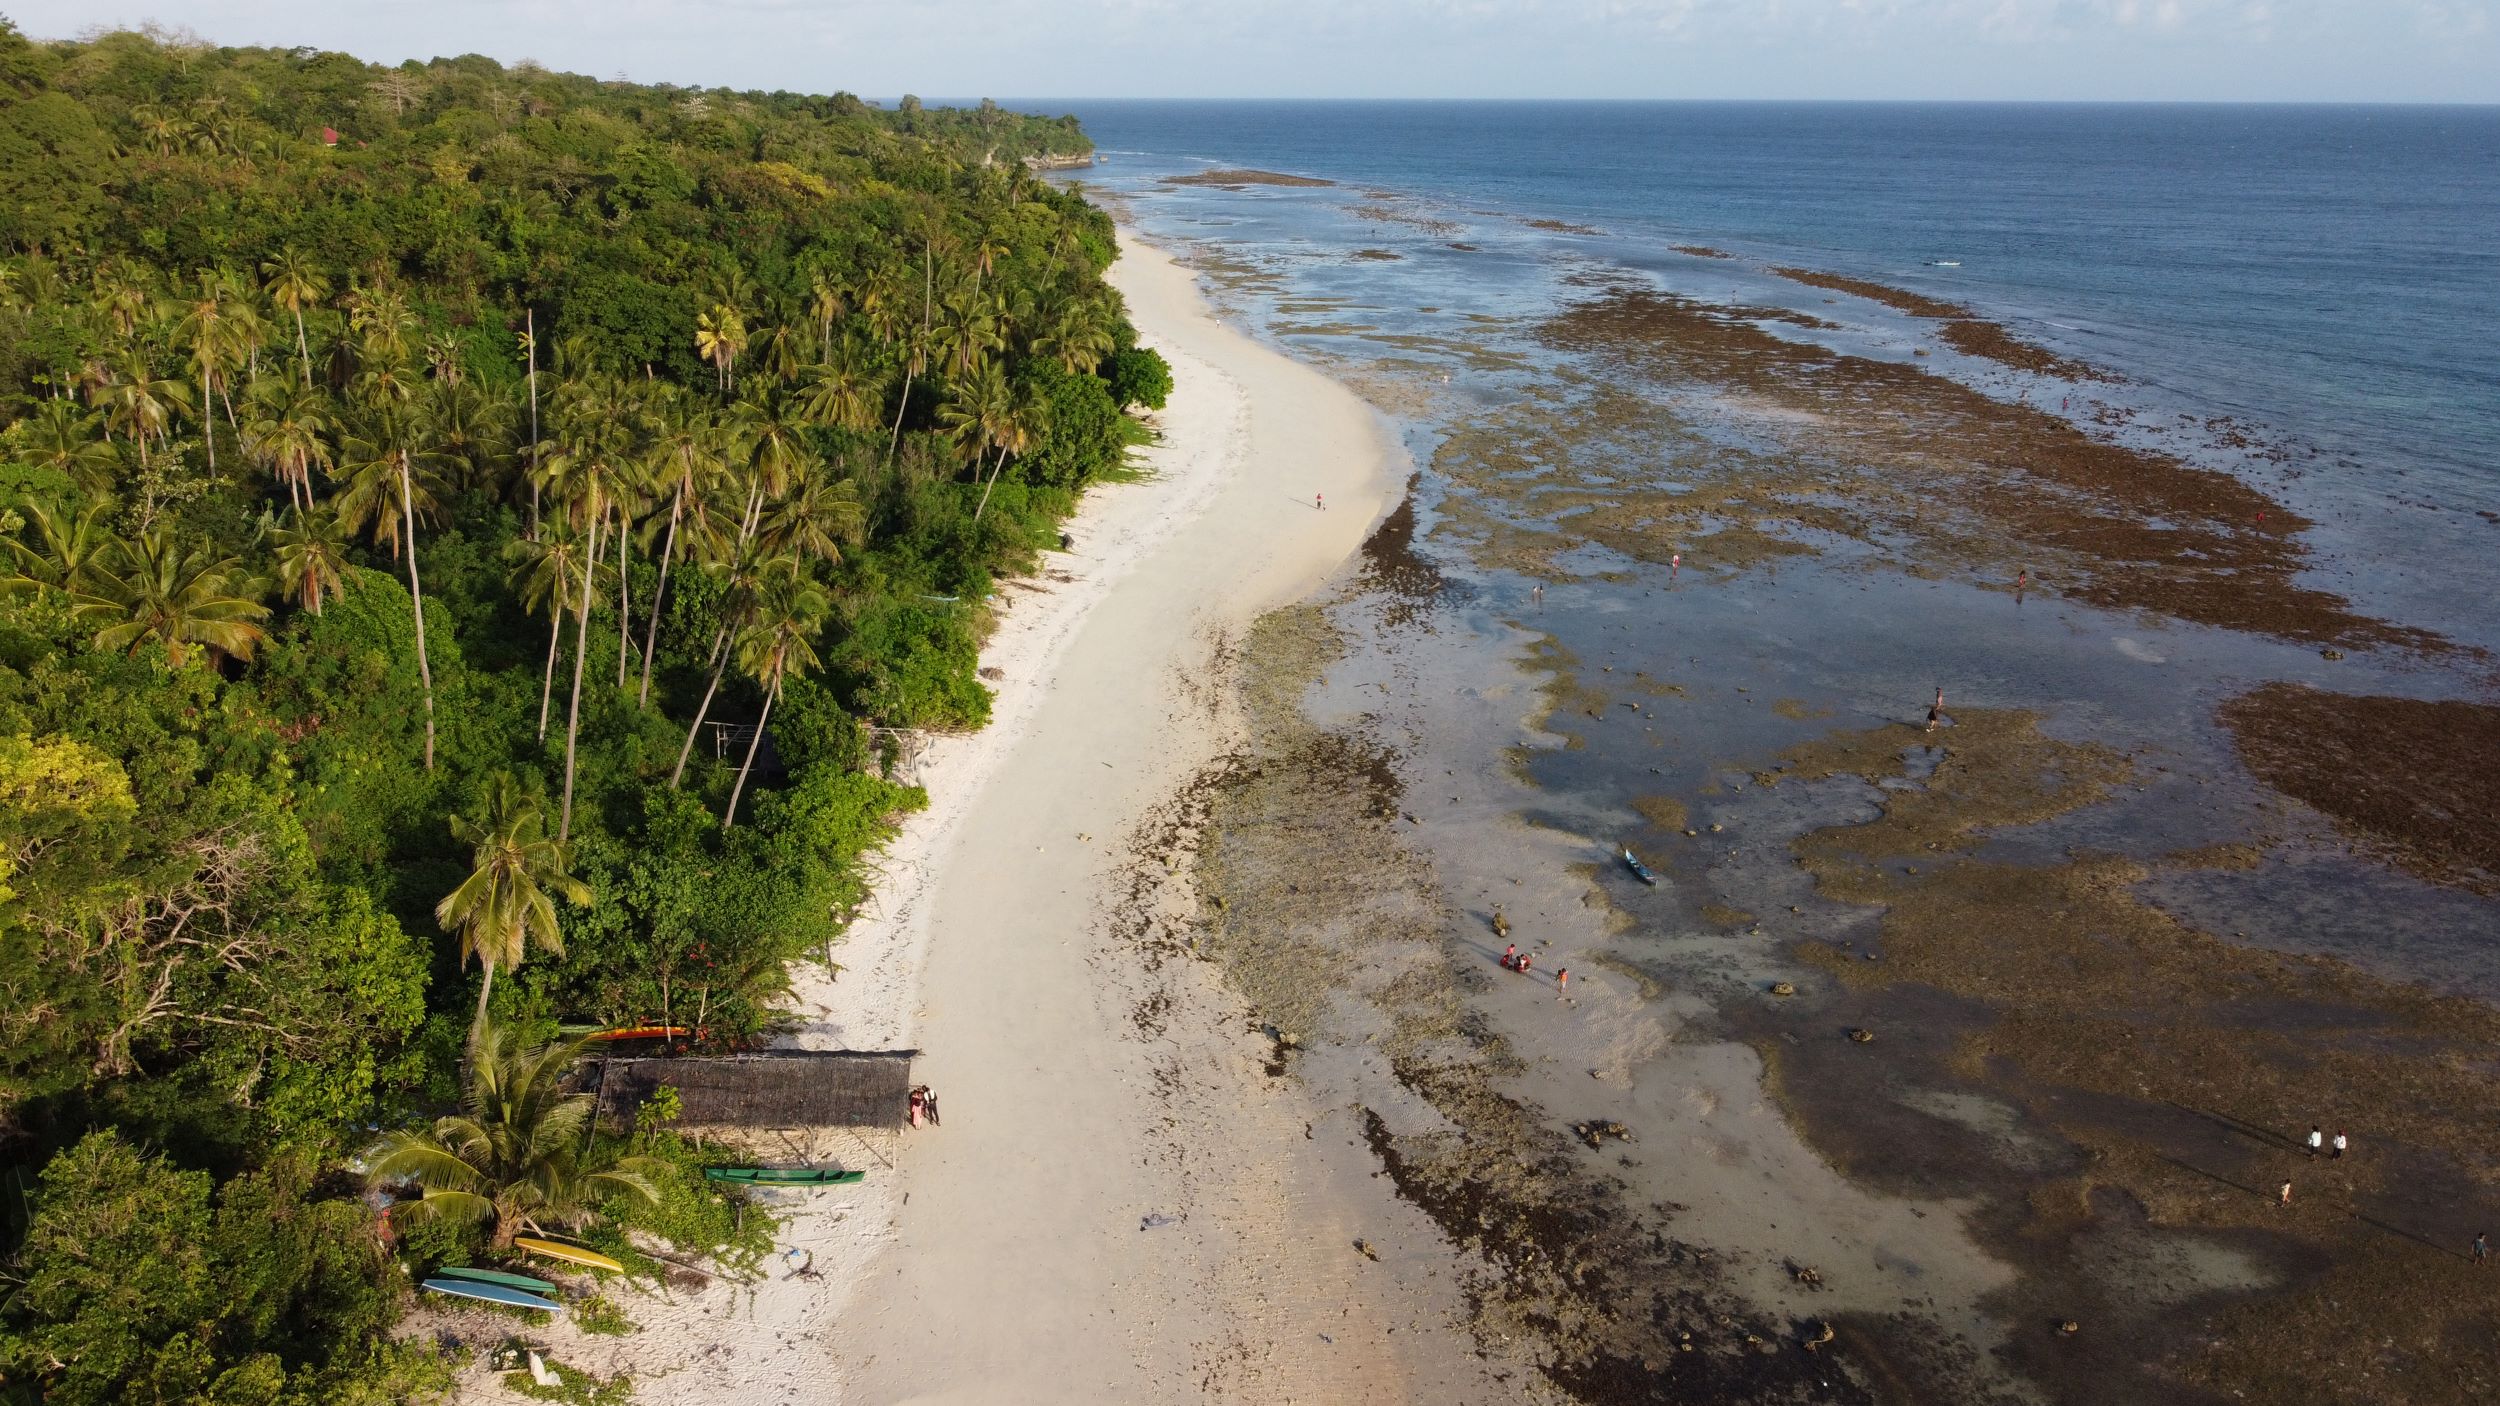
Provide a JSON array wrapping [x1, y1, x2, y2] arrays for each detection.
[[951, 96, 2500, 109]]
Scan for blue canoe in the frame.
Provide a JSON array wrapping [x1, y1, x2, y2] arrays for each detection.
[[421, 1277, 561, 1312], [1621, 848, 1658, 886]]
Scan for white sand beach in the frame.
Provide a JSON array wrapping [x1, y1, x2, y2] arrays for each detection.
[[470, 233, 1493, 1404]]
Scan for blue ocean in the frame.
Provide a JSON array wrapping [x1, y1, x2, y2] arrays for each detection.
[[1061, 101, 2498, 500], [1030, 98, 2500, 996], [1032, 101, 2500, 658]]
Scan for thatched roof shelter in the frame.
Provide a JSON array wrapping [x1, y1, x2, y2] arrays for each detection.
[[594, 1050, 915, 1137]]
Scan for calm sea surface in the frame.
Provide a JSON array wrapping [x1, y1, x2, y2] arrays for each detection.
[[1026, 100, 2500, 1000], [1051, 100, 2499, 517]]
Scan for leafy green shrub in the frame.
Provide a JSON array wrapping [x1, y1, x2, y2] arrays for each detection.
[[1105, 346, 1173, 411], [826, 599, 991, 730]]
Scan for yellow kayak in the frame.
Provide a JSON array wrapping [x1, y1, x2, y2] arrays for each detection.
[[514, 1237, 625, 1273]]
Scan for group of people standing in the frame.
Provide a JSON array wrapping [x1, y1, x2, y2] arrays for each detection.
[[2276, 1124, 2352, 1210], [1499, 944, 1569, 999]]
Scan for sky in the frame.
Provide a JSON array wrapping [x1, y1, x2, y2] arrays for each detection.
[[14, 0, 2499, 103]]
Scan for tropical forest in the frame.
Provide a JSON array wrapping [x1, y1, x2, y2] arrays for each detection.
[[0, 19, 1164, 1403]]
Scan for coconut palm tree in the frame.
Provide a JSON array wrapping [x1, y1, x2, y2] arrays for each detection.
[[938, 361, 1024, 525], [755, 469, 864, 564], [335, 407, 446, 768], [539, 382, 636, 842], [1, 499, 117, 596], [260, 248, 328, 390], [938, 287, 1004, 378], [694, 303, 746, 394], [13, 401, 117, 494], [348, 284, 418, 368], [753, 313, 810, 388], [174, 271, 248, 469], [1034, 292, 1118, 375], [436, 772, 591, 1025], [730, 392, 811, 530], [71, 530, 271, 667], [129, 104, 192, 157], [90, 264, 154, 345], [806, 270, 847, 357], [365, 1020, 660, 1249], [605, 434, 656, 691], [505, 528, 587, 741], [971, 383, 1047, 527], [240, 376, 333, 514], [92, 355, 192, 468], [266, 506, 352, 614], [427, 376, 517, 497], [635, 390, 727, 708], [722, 573, 827, 830], [864, 268, 929, 471], [969, 231, 1008, 296], [794, 334, 887, 436], [669, 543, 789, 789], [518, 311, 542, 534]]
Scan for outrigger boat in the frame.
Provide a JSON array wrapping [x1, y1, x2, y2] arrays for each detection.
[[703, 1166, 866, 1187], [433, 1265, 560, 1295], [513, 1237, 626, 1273], [1620, 846, 1658, 886], [421, 1277, 561, 1312]]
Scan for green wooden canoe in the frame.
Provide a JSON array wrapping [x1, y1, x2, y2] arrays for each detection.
[[433, 1265, 559, 1295], [703, 1166, 865, 1186]]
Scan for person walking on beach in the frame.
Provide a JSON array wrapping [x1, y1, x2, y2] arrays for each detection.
[[2307, 1126, 2324, 1158], [2332, 1129, 2348, 1159], [1315, 490, 1325, 511], [1554, 967, 1569, 999], [1926, 687, 1945, 734], [2279, 1180, 2294, 1208], [2474, 1232, 2489, 1265]]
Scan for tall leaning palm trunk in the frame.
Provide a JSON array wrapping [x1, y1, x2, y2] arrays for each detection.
[[669, 624, 734, 788], [524, 310, 541, 537], [638, 471, 687, 709], [614, 504, 633, 689], [537, 575, 566, 742], [398, 449, 437, 769], [722, 676, 780, 829], [557, 509, 603, 845]]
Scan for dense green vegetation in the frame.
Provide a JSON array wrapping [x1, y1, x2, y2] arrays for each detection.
[[0, 19, 1156, 1402]]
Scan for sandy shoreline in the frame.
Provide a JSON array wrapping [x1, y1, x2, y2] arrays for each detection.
[[464, 231, 1481, 1403]]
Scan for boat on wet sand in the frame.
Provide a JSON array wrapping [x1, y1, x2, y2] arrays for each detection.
[[702, 1166, 867, 1186]]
